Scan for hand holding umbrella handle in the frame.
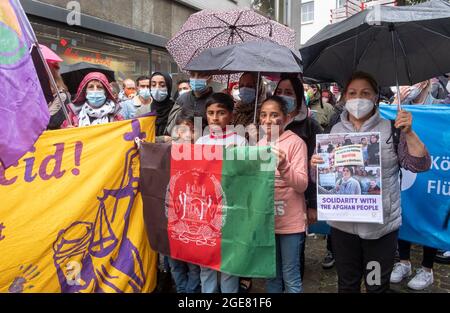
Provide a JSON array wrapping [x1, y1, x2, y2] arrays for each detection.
[[394, 109, 413, 134], [395, 110, 428, 158], [393, 83, 408, 131]]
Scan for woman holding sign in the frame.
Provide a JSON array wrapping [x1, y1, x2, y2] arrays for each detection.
[[311, 72, 431, 293]]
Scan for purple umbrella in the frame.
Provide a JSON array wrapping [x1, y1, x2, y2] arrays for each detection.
[[167, 8, 295, 82]]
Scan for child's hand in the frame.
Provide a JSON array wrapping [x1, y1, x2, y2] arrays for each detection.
[[225, 143, 237, 149], [271, 146, 287, 168], [247, 124, 259, 143], [162, 136, 173, 143], [156, 136, 172, 143]]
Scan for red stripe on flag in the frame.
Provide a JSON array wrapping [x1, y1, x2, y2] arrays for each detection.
[[167, 144, 223, 270]]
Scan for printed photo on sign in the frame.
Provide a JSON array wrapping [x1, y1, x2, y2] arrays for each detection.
[[316, 132, 383, 224]]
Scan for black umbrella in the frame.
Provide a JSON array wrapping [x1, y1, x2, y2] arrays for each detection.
[[185, 40, 303, 122], [184, 40, 303, 74], [60, 62, 115, 95], [416, 0, 450, 9], [300, 3, 450, 92]]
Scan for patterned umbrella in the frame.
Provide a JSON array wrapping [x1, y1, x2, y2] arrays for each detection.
[[167, 8, 295, 82]]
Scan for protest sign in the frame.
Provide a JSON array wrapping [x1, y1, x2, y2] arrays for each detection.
[[316, 132, 383, 223]]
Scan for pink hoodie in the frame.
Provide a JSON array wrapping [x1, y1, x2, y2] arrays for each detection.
[[258, 130, 309, 234]]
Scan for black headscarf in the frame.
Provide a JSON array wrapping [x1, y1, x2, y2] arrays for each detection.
[[275, 74, 307, 119], [151, 72, 175, 136]]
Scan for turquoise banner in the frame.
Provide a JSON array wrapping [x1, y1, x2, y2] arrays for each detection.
[[380, 104, 450, 250]]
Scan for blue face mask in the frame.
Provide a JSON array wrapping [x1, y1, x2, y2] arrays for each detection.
[[239, 87, 256, 105], [139, 88, 151, 100], [151, 88, 168, 102], [190, 78, 208, 93], [86, 90, 106, 108], [279, 95, 297, 113]]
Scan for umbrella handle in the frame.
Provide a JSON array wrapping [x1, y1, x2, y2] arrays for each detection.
[[390, 25, 402, 113], [390, 27, 406, 134], [253, 72, 261, 124], [395, 82, 403, 112]]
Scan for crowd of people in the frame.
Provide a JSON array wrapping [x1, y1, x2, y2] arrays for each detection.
[[42, 49, 450, 293]]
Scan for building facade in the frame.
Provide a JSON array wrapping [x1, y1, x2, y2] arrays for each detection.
[[298, 0, 397, 45], [21, 0, 252, 83], [252, 1, 397, 46]]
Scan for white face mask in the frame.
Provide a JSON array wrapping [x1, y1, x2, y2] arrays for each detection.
[[446, 81, 450, 94], [179, 89, 190, 96], [404, 86, 423, 103], [345, 98, 375, 119]]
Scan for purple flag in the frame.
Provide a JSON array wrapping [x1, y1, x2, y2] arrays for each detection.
[[0, 0, 50, 168]]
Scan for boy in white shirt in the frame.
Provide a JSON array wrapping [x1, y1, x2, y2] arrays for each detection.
[[196, 93, 247, 147], [195, 92, 245, 293]]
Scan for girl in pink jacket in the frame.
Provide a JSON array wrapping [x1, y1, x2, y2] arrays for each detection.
[[258, 96, 309, 293]]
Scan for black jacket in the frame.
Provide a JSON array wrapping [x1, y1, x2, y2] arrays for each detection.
[[165, 88, 213, 135], [47, 91, 71, 130], [285, 117, 323, 209]]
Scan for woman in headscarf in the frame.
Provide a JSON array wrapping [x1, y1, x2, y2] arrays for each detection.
[[63, 72, 123, 127], [136, 72, 174, 136]]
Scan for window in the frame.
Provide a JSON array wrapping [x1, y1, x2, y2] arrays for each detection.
[[337, 0, 346, 8], [301, 1, 314, 24], [278, 0, 285, 25], [253, 0, 276, 20], [151, 49, 174, 74], [30, 20, 152, 82]]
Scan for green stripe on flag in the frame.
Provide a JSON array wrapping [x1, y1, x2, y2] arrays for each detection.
[[220, 146, 276, 278]]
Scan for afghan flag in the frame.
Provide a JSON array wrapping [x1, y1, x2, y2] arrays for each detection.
[[140, 143, 276, 278]]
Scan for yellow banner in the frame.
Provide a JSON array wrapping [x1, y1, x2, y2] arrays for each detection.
[[0, 117, 157, 293]]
